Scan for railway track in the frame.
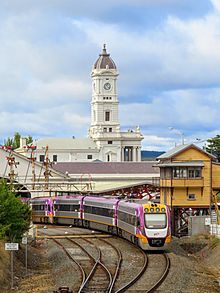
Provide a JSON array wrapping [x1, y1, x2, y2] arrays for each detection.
[[78, 237, 122, 293], [52, 238, 86, 291], [146, 252, 170, 293], [69, 237, 112, 293], [42, 228, 170, 293]]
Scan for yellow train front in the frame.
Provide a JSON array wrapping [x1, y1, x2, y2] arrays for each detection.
[[136, 202, 171, 250]]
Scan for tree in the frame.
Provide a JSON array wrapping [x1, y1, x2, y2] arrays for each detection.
[[3, 132, 33, 149], [26, 135, 33, 145], [205, 135, 220, 162], [0, 180, 31, 242]]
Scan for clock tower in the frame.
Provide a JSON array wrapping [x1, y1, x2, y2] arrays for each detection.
[[89, 45, 143, 162], [89, 44, 120, 137]]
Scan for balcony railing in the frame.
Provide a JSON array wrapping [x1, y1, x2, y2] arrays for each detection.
[[160, 177, 204, 187]]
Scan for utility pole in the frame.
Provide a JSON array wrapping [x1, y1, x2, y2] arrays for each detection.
[[6, 152, 19, 186], [26, 145, 37, 190], [44, 145, 51, 191]]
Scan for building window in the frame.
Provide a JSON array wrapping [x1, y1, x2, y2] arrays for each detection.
[[107, 154, 110, 162], [108, 141, 113, 144], [109, 128, 112, 132], [105, 111, 110, 121], [53, 155, 57, 162], [172, 167, 201, 179], [87, 155, 92, 159], [173, 167, 187, 178], [103, 127, 107, 132], [39, 155, 45, 162], [188, 194, 196, 200], [188, 168, 201, 178], [124, 146, 133, 161]]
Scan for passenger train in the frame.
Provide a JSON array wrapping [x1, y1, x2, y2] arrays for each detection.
[[31, 195, 171, 250]]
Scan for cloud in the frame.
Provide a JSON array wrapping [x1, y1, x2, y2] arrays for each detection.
[[0, 0, 219, 151]]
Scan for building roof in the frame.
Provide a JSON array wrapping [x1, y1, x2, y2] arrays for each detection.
[[93, 44, 117, 70], [34, 137, 98, 150], [53, 162, 159, 175], [157, 143, 216, 160], [156, 161, 204, 167]]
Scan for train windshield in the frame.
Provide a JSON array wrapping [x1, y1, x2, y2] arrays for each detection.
[[144, 213, 167, 229]]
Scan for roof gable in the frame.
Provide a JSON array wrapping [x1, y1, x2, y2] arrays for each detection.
[[157, 144, 216, 160]]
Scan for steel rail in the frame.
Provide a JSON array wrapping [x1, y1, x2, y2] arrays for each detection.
[[67, 237, 112, 293], [52, 238, 86, 292], [146, 252, 170, 293], [98, 238, 122, 293], [114, 243, 148, 293]]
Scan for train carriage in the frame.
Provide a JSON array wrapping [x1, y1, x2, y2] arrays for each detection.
[[31, 198, 53, 224], [82, 196, 119, 233], [53, 196, 83, 226], [117, 201, 143, 244]]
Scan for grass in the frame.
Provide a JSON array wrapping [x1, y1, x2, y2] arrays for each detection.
[[209, 235, 220, 249]]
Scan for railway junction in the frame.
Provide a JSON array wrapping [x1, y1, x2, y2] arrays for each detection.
[[1, 225, 219, 293], [0, 142, 220, 292]]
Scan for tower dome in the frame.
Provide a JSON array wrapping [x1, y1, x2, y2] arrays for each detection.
[[93, 44, 117, 70]]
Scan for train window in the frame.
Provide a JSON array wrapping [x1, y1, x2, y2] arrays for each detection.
[[57, 204, 80, 212], [145, 213, 167, 229], [118, 211, 137, 226], [84, 206, 114, 218], [32, 204, 45, 211], [54, 204, 59, 211]]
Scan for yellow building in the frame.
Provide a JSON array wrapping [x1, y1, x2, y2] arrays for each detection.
[[156, 144, 220, 236]]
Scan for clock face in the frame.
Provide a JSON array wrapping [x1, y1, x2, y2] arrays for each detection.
[[104, 82, 111, 90]]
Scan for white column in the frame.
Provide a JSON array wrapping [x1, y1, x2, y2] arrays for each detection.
[[121, 147, 124, 162], [132, 147, 136, 162], [137, 147, 141, 162]]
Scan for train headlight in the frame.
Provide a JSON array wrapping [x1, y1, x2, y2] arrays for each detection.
[[145, 208, 149, 213], [156, 208, 160, 213], [150, 208, 154, 213], [161, 208, 165, 212]]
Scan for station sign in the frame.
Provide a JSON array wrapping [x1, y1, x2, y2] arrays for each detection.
[[5, 243, 19, 251]]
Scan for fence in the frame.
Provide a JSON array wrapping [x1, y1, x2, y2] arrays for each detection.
[[210, 224, 220, 238]]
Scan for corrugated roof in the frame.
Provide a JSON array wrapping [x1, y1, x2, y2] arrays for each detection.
[[156, 161, 204, 167], [157, 144, 191, 159], [157, 144, 216, 160], [53, 162, 159, 175], [34, 138, 98, 150]]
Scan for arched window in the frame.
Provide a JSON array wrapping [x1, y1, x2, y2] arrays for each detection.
[[105, 111, 110, 121]]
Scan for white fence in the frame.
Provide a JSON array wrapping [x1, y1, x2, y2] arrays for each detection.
[[210, 224, 220, 238]]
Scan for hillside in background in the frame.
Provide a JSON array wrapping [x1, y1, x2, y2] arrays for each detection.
[[141, 150, 165, 161]]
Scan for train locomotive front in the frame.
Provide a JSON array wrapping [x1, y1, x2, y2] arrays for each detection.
[[139, 202, 171, 249]]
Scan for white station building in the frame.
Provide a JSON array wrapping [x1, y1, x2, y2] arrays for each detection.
[[18, 45, 143, 163]]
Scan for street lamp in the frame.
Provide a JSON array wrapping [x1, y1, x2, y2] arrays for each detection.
[[169, 127, 185, 145]]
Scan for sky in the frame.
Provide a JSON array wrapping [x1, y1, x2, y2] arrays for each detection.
[[0, 0, 220, 151]]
